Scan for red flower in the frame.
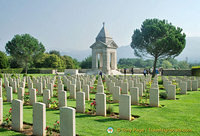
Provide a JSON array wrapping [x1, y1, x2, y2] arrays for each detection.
[[90, 87, 94, 89], [36, 89, 38, 92], [45, 126, 49, 130], [57, 121, 59, 124], [54, 85, 57, 87], [90, 102, 94, 106], [6, 118, 8, 121], [10, 108, 12, 110]]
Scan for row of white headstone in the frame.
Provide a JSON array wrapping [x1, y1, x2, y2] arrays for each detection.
[[0, 98, 75, 136]]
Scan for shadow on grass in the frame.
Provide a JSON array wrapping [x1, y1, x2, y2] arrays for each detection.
[[46, 108, 59, 112], [76, 114, 96, 118], [23, 106, 32, 109], [94, 118, 120, 122], [2, 102, 11, 105], [0, 128, 25, 136], [134, 106, 153, 109]]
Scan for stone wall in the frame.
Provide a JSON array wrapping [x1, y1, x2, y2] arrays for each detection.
[[120, 68, 144, 74], [162, 70, 192, 76], [78, 69, 89, 73], [64, 69, 78, 75], [40, 70, 56, 74]]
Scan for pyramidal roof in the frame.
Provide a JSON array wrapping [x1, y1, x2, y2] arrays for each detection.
[[96, 23, 112, 43]]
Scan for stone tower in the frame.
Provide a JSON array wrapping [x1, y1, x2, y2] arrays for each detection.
[[90, 23, 118, 75]]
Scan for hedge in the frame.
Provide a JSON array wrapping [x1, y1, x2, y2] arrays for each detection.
[[192, 66, 200, 76], [0, 68, 23, 73], [0, 68, 68, 74]]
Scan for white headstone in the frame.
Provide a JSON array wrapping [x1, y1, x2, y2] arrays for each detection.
[[47, 83, 53, 97], [33, 102, 46, 136], [135, 83, 143, 97], [96, 93, 106, 116], [11, 99, 23, 131], [0, 86, 2, 98], [70, 84, 76, 99], [76, 92, 85, 113], [30, 89, 37, 105], [18, 87, 24, 103], [119, 94, 131, 120], [60, 107, 75, 136], [113, 86, 120, 102], [130, 87, 139, 105], [43, 89, 51, 108], [192, 80, 198, 91], [180, 82, 187, 94], [7, 86, 13, 102], [97, 85, 104, 93], [187, 80, 192, 91], [149, 88, 159, 107], [59, 91, 67, 108], [121, 82, 128, 94], [167, 85, 176, 100], [83, 85, 90, 100], [0, 98, 3, 125]]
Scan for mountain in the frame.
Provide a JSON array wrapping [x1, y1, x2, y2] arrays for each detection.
[[61, 49, 91, 61], [175, 37, 200, 62], [61, 37, 200, 63]]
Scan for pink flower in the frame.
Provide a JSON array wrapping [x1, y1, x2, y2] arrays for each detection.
[[57, 121, 59, 124]]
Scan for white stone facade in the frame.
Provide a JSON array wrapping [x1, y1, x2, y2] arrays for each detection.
[[90, 23, 118, 75]]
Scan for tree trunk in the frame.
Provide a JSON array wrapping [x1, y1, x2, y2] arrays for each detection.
[[152, 56, 158, 78], [25, 59, 28, 74]]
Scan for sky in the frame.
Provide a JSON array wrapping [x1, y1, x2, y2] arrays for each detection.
[[0, 0, 200, 53]]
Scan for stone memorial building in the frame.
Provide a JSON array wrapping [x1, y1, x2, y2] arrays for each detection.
[[90, 23, 118, 75]]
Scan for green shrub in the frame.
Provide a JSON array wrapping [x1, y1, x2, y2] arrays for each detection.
[[57, 68, 65, 72], [106, 105, 114, 115], [0, 68, 23, 73], [29, 75, 33, 79], [0, 51, 8, 69], [11, 74, 17, 79], [158, 80, 163, 85], [0, 73, 3, 78], [23, 73, 27, 77], [192, 66, 200, 76], [159, 92, 167, 99]]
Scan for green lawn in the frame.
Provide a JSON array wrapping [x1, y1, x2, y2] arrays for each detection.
[[1, 75, 200, 136], [0, 128, 25, 136]]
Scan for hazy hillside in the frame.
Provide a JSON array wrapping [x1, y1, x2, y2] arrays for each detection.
[[61, 37, 200, 63], [175, 37, 200, 62]]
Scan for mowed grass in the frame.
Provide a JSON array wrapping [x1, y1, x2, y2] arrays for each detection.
[[0, 128, 25, 136], [1, 74, 200, 136]]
